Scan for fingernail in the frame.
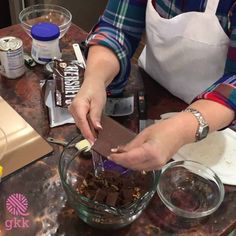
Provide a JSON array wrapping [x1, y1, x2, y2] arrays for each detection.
[[111, 148, 118, 153], [88, 139, 94, 146], [96, 122, 103, 129]]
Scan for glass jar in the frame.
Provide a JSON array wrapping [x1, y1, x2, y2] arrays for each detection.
[[31, 22, 61, 64]]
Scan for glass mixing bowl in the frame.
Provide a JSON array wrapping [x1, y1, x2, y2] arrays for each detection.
[[59, 135, 160, 229], [19, 4, 72, 39], [157, 160, 225, 219]]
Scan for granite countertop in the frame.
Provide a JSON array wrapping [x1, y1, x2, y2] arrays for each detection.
[[0, 24, 236, 236]]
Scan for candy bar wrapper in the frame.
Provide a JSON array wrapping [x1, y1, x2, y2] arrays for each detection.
[[44, 79, 75, 127], [53, 59, 85, 107]]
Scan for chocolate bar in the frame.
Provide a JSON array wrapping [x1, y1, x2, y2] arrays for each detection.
[[53, 59, 85, 107], [92, 115, 136, 157]]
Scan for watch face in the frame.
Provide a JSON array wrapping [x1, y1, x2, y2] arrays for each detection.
[[200, 125, 209, 139]]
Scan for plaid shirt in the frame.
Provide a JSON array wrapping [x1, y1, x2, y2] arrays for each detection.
[[86, 0, 236, 119]]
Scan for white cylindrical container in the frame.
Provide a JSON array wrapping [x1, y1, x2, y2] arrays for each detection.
[[31, 22, 61, 65], [0, 36, 25, 79]]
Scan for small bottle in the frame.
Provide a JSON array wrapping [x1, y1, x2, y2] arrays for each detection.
[[31, 22, 61, 64]]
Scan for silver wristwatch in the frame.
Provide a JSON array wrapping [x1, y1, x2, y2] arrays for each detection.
[[184, 107, 209, 142]]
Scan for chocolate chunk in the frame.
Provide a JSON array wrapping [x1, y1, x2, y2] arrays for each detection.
[[94, 188, 107, 202], [103, 170, 121, 182], [135, 172, 148, 187], [121, 188, 133, 204], [84, 189, 96, 199], [106, 192, 119, 206]]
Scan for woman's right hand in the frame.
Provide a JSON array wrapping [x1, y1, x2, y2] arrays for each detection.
[[69, 81, 107, 144], [69, 44, 121, 143]]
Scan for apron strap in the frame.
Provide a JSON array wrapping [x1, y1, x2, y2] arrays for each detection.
[[205, 0, 220, 14]]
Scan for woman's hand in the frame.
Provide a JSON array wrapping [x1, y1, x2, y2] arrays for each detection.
[[69, 81, 107, 144], [109, 113, 198, 171], [69, 45, 121, 143], [109, 99, 235, 171]]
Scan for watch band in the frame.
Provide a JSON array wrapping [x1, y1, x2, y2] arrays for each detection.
[[183, 107, 209, 141]]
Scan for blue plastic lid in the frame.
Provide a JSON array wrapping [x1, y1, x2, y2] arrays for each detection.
[[31, 22, 60, 41]]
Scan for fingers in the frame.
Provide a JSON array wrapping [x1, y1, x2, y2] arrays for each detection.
[[69, 87, 105, 143], [109, 148, 164, 171], [89, 101, 103, 130], [109, 145, 150, 168], [69, 100, 95, 144], [109, 141, 166, 171]]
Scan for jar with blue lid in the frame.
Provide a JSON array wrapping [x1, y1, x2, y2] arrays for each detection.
[[31, 22, 61, 64]]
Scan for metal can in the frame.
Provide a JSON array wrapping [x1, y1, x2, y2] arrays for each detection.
[[0, 36, 25, 79]]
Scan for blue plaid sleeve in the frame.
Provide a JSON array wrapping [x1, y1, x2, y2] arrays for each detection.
[[86, 0, 147, 94]]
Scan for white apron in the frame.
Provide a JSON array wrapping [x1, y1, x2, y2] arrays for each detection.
[[138, 0, 229, 103]]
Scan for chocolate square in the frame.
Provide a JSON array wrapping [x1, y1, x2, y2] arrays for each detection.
[[92, 115, 136, 157], [106, 192, 119, 206], [94, 188, 107, 202]]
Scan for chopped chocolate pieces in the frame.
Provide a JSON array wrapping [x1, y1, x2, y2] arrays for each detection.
[[84, 189, 96, 199], [106, 192, 119, 206], [94, 189, 107, 202], [76, 170, 150, 207], [121, 188, 133, 203], [53, 59, 85, 107]]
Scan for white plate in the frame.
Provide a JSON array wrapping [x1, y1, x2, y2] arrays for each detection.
[[172, 128, 236, 186]]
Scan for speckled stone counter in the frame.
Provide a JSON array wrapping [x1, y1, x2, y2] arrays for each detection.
[[0, 24, 235, 236]]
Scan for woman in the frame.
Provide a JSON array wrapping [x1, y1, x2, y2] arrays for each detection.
[[69, 0, 236, 171]]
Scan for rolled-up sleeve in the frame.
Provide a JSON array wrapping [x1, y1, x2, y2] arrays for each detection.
[[86, 0, 147, 94], [194, 3, 236, 125]]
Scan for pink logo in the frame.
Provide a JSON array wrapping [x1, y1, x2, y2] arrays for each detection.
[[6, 193, 29, 216]]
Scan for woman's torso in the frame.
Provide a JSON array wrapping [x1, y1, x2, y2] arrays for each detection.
[[154, 0, 235, 35], [138, 0, 233, 103]]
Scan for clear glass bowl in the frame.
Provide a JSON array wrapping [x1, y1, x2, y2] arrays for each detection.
[[157, 160, 224, 219], [19, 4, 72, 39], [58, 135, 160, 229]]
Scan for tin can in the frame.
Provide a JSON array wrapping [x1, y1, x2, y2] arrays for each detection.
[[0, 36, 25, 79]]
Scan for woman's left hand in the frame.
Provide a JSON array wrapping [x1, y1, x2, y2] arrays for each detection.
[[108, 115, 194, 171], [109, 99, 236, 171]]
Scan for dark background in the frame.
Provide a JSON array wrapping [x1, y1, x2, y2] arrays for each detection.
[[0, 0, 108, 32], [0, 0, 12, 28]]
